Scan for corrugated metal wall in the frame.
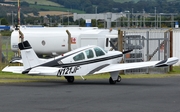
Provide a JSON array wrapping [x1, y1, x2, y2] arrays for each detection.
[[173, 29, 180, 65]]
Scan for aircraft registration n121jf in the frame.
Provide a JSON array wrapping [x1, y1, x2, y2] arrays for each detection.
[[2, 41, 179, 84]]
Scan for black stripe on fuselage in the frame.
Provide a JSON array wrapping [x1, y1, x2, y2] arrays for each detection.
[[59, 54, 122, 68], [22, 45, 123, 74], [22, 46, 95, 74], [41, 53, 122, 68], [88, 64, 110, 74], [22, 53, 122, 74]]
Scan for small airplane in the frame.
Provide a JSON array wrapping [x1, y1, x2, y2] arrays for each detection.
[[2, 41, 179, 84]]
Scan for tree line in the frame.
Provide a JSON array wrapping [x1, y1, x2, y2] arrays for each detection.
[[49, 0, 180, 13]]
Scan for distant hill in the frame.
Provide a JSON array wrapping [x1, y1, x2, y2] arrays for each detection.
[[2, 0, 180, 14], [2, 0, 85, 17], [113, 0, 179, 3], [4, 0, 61, 6], [114, 0, 140, 3]]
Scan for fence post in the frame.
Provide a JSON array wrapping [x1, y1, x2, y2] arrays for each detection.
[[146, 31, 149, 74], [118, 28, 123, 52], [0, 34, 1, 64], [164, 30, 170, 73], [170, 30, 173, 71], [118, 29, 124, 74]]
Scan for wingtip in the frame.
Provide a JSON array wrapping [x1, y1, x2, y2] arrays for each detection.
[[155, 57, 179, 67]]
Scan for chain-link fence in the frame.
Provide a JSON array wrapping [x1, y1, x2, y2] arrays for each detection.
[[1, 36, 13, 64]]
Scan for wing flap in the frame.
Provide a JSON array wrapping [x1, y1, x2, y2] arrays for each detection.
[[94, 57, 179, 74]]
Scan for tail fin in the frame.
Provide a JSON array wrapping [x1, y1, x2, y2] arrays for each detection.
[[18, 41, 41, 70]]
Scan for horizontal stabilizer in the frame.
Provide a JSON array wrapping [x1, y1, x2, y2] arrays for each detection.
[[2, 66, 24, 74]]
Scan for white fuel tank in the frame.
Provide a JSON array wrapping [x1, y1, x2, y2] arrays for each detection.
[[11, 27, 118, 55], [11, 27, 98, 55]]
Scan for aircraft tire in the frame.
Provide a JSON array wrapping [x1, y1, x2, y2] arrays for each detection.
[[117, 75, 121, 82], [65, 76, 74, 83], [109, 77, 116, 84]]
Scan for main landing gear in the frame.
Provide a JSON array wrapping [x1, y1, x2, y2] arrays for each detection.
[[65, 76, 74, 83], [109, 75, 121, 84]]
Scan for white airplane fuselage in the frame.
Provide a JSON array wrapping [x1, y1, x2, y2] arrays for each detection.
[[57, 51, 122, 76], [29, 45, 122, 76]]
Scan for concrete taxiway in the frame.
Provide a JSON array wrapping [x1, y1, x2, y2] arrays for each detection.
[[0, 77, 180, 112]]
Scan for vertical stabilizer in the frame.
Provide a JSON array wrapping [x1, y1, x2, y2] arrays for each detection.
[[18, 41, 41, 70]]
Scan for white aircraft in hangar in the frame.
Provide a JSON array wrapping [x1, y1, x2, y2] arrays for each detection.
[[2, 41, 179, 84]]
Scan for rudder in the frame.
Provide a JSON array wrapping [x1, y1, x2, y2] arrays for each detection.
[[18, 41, 41, 70]]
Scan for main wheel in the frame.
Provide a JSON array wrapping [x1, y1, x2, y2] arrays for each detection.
[[65, 76, 74, 83], [117, 75, 121, 82], [109, 77, 116, 84]]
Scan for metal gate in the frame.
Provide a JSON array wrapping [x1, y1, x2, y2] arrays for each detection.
[[122, 29, 171, 74]]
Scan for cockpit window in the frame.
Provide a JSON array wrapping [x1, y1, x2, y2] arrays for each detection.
[[73, 52, 85, 61], [85, 49, 94, 59], [94, 47, 105, 57]]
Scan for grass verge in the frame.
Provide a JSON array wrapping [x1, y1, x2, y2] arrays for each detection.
[[0, 66, 180, 83]]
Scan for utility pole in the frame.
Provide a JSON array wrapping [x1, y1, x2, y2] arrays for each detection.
[[18, 0, 20, 26], [12, 11, 14, 26]]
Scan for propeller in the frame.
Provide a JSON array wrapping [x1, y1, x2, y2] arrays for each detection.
[[122, 49, 133, 54]]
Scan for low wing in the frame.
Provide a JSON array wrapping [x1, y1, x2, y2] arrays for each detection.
[[94, 57, 179, 74]]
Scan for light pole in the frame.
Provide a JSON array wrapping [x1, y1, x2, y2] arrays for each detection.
[[12, 11, 14, 26], [124, 11, 130, 28], [95, 6, 97, 27], [132, 8, 133, 27], [143, 9, 145, 28], [155, 7, 156, 28], [62, 14, 64, 25], [67, 10, 69, 25]]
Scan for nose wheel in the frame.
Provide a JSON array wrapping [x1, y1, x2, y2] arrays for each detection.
[[109, 75, 121, 84]]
